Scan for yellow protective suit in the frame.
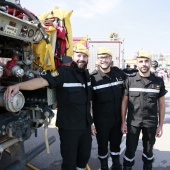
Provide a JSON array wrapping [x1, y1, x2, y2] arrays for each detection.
[[33, 7, 73, 71], [39, 7, 73, 57]]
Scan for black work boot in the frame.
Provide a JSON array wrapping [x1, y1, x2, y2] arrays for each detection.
[[99, 157, 109, 170], [143, 163, 152, 170], [123, 166, 132, 170], [111, 156, 122, 170]]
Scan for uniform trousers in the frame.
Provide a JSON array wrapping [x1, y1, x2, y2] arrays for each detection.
[[95, 122, 122, 158], [124, 125, 157, 167], [58, 127, 92, 170]]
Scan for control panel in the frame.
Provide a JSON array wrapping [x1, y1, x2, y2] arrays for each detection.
[[0, 11, 38, 42]]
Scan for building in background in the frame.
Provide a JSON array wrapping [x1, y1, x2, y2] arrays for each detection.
[[124, 51, 170, 70]]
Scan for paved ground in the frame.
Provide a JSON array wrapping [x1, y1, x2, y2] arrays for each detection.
[[1, 81, 170, 170]]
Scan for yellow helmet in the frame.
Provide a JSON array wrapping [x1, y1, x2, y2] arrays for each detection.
[[73, 44, 89, 57], [137, 50, 151, 59], [97, 47, 112, 56]]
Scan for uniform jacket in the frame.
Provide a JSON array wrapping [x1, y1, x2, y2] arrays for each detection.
[[124, 72, 166, 127], [91, 67, 126, 123], [41, 64, 93, 130]]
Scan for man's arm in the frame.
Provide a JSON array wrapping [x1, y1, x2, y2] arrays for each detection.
[[156, 96, 165, 137], [121, 95, 128, 134], [4, 77, 49, 100]]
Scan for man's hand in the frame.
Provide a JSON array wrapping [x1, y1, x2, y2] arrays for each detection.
[[4, 84, 20, 100], [91, 124, 97, 136], [121, 122, 127, 134], [156, 125, 163, 137]]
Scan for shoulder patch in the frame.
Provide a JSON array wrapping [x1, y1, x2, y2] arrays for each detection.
[[90, 70, 98, 75], [41, 70, 47, 75], [155, 85, 160, 90], [51, 70, 59, 77]]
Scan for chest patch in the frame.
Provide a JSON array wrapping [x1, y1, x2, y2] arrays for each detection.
[[116, 76, 122, 81], [151, 84, 160, 90], [51, 70, 59, 77], [155, 85, 160, 90]]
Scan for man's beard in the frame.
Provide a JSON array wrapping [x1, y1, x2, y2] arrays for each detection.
[[139, 66, 150, 73], [72, 61, 87, 72]]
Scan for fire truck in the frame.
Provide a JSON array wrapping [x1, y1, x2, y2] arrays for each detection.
[[0, 0, 73, 169]]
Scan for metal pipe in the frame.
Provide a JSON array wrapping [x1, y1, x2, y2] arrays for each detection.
[[5, 136, 56, 170], [0, 138, 20, 153], [5, 150, 39, 170]]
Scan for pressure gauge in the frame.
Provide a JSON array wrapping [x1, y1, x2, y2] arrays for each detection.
[[28, 29, 34, 38], [33, 29, 43, 43]]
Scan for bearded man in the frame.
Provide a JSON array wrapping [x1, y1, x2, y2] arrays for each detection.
[[121, 50, 166, 170], [4, 44, 93, 170]]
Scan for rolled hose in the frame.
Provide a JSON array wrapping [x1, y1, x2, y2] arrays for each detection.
[[0, 1, 37, 21], [44, 126, 50, 154]]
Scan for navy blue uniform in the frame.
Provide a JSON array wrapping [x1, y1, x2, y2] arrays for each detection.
[[91, 67, 126, 158], [41, 64, 92, 170], [123, 72, 166, 167]]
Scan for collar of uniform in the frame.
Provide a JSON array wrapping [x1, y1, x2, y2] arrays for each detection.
[[85, 69, 91, 81], [70, 64, 90, 84], [98, 68, 111, 78], [149, 72, 159, 81], [136, 72, 157, 85], [135, 72, 142, 81]]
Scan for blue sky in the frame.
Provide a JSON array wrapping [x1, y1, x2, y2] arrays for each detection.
[[21, 0, 170, 58]]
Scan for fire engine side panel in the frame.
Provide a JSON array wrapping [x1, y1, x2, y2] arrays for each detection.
[[0, 11, 37, 42]]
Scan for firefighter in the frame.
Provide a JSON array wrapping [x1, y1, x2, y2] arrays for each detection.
[[91, 47, 127, 170], [121, 50, 166, 170], [131, 64, 138, 73], [4, 44, 94, 170], [123, 64, 133, 75], [150, 60, 159, 76]]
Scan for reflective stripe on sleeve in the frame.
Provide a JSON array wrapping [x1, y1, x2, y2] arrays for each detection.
[[63, 82, 91, 88], [93, 81, 124, 90], [129, 88, 160, 93]]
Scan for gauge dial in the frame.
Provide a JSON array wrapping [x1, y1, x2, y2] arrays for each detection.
[[28, 29, 34, 38]]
